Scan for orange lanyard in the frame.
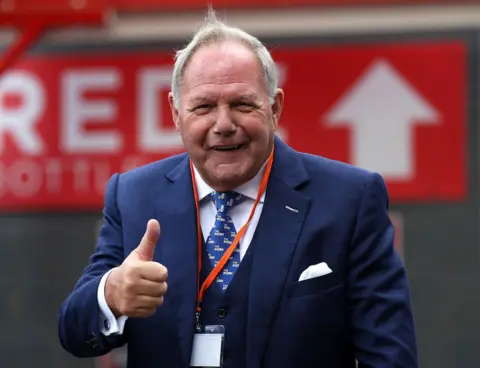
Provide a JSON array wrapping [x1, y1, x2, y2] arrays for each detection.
[[189, 147, 274, 331]]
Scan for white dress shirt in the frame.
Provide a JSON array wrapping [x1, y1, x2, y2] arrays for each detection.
[[97, 164, 266, 336]]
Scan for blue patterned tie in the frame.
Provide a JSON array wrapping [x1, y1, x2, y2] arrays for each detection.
[[206, 191, 245, 291]]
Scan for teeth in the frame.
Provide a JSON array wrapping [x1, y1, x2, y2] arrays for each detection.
[[215, 145, 239, 151]]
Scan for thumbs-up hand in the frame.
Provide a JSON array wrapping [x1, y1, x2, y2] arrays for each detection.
[[105, 219, 168, 318]]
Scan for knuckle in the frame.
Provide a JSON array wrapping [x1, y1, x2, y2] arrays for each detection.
[[123, 279, 136, 293], [161, 265, 168, 276], [157, 296, 164, 306], [129, 262, 143, 274], [127, 303, 141, 317], [123, 266, 143, 284], [123, 266, 135, 281], [153, 282, 166, 297]]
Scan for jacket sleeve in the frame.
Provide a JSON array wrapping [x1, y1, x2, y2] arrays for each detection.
[[349, 173, 418, 368], [58, 173, 127, 357]]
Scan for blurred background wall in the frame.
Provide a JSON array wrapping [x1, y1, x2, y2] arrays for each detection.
[[0, 0, 478, 367]]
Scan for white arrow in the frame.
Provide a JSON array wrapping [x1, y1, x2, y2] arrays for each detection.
[[324, 58, 440, 180]]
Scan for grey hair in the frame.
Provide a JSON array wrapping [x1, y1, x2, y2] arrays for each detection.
[[171, 7, 278, 108]]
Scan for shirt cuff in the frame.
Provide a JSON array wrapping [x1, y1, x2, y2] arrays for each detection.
[[97, 269, 128, 336]]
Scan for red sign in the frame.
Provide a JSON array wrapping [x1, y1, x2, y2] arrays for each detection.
[[276, 42, 467, 202], [0, 0, 106, 13], [0, 41, 466, 210], [111, 0, 480, 11]]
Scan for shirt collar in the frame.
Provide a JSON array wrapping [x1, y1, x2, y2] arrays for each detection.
[[193, 162, 268, 203]]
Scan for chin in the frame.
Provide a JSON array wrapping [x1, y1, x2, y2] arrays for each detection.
[[209, 163, 253, 190]]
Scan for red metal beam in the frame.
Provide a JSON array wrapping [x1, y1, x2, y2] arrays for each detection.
[[0, 10, 105, 76], [0, 22, 44, 75], [0, 11, 105, 28]]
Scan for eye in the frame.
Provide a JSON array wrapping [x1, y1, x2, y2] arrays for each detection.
[[233, 102, 255, 111], [193, 104, 213, 113]]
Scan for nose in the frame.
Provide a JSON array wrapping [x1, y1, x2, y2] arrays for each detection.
[[213, 106, 236, 136]]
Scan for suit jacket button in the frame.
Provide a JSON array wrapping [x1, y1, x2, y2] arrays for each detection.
[[217, 308, 227, 319]]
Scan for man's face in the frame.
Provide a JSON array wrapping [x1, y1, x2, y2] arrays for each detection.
[[169, 41, 284, 191]]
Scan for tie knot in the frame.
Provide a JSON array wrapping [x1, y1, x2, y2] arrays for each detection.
[[210, 191, 244, 213]]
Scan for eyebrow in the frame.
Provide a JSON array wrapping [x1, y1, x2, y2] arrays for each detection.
[[235, 93, 258, 101], [189, 94, 258, 102], [187, 93, 260, 107], [188, 97, 213, 105]]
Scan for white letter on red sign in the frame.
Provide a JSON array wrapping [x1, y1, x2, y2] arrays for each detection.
[[8, 159, 43, 198], [138, 68, 183, 151], [0, 71, 45, 155], [61, 69, 123, 153]]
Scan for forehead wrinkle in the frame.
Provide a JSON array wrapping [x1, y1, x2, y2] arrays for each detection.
[[187, 82, 259, 102], [188, 68, 255, 87]]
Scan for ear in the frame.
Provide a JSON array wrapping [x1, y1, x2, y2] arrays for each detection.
[[168, 92, 180, 130], [271, 88, 284, 130]]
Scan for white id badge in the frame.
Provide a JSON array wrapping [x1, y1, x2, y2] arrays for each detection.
[[190, 325, 225, 367]]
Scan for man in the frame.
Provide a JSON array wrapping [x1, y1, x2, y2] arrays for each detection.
[[58, 9, 417, 368]]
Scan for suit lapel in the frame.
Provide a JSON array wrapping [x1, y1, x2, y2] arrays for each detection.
[[247, 138, 311, 367], [153, 139, 311, 366], [154, 155, 198, 367]]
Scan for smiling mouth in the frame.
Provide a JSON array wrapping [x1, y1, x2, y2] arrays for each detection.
[[212, 144, 244, 152]]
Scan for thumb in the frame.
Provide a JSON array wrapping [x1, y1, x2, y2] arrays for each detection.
[[135, 219, 160, 261]]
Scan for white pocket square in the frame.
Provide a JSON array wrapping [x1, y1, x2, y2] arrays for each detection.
[[298, 262, 332, 282]]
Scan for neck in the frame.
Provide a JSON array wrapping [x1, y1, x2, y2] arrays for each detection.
[[193, 157, 270, 193]]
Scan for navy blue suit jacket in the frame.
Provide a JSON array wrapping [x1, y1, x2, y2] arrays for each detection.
[[58, 138, 417, 367]]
